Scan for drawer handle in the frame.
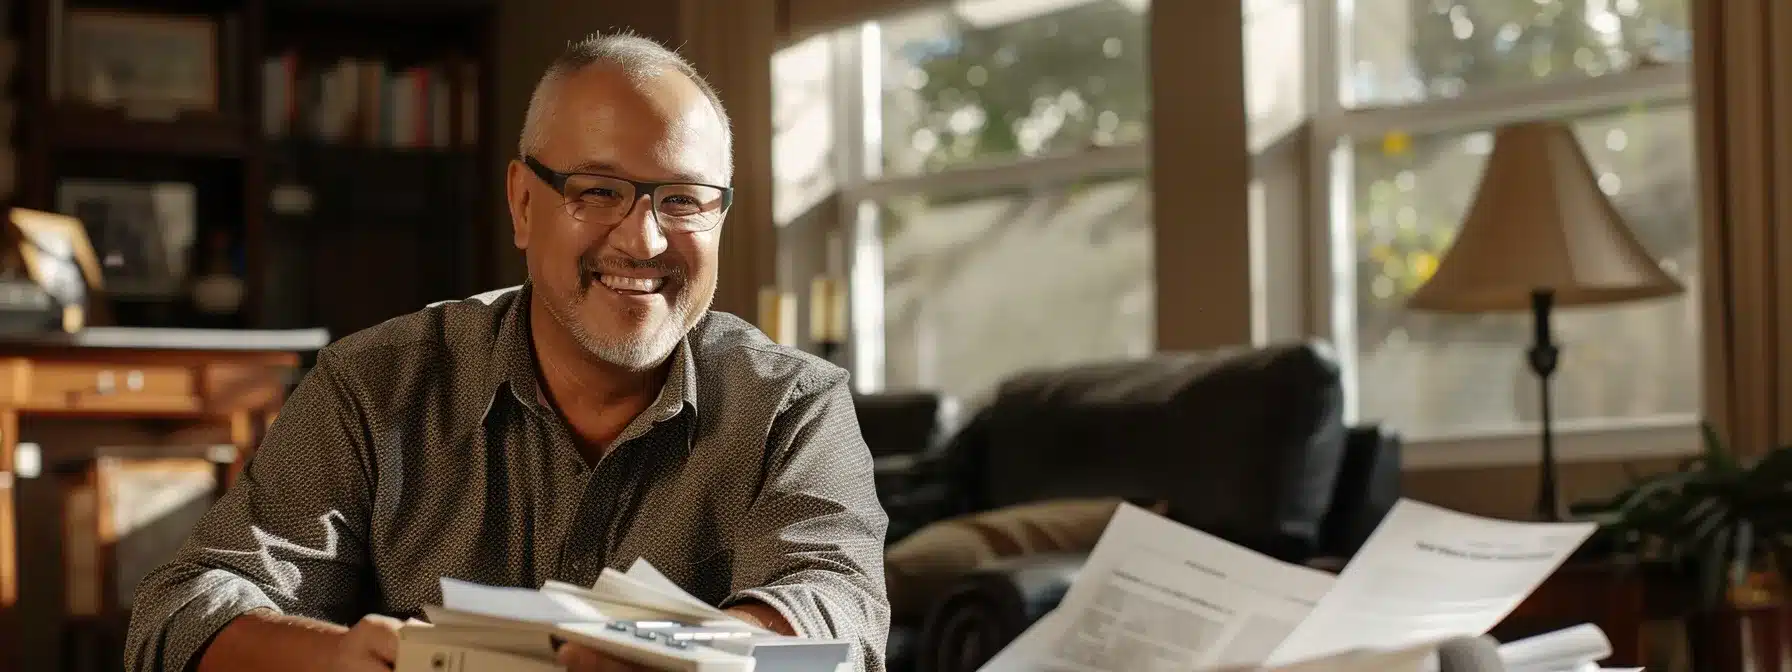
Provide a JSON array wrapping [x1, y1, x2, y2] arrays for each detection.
[[87, 370, 145, 395]]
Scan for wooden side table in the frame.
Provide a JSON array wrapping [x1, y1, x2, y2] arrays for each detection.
[[1494, 562, 1651, 666], [0, 327, 326, 672]]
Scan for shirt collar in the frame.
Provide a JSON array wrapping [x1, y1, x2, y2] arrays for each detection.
[[484, 282, 700, 427]]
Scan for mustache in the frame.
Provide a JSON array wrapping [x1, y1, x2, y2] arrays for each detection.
[[576, 256, 686, 292], [579, 256, 685, 277]]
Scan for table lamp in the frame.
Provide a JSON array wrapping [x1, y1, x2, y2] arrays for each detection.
[[1406, 120, 1684, 521]]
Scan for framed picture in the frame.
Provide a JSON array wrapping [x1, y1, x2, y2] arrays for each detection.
[[62, 11, 218, 115], [56, 179, 197, 296], [10, 208, 104, 332]]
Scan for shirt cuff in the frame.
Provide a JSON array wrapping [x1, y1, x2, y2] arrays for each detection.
[[141, 571, 278, 672], [724, 585, 832, 640]]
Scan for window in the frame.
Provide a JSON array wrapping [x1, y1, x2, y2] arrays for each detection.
[[1246, 0, 1307, 149], [876, 0, 1149, 175], [1313, 0, 1700, 441], [1343, 0, 1692, 106], [772, 33, 837, 226], [878, 176, 1152, 398], [776, 0, 1153, 403]]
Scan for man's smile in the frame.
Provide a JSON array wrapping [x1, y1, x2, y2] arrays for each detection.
[[596, 271, 667, 295]]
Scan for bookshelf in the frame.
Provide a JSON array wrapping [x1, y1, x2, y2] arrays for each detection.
[[4, 0, 497, 340], [0, 1, 495, 669]]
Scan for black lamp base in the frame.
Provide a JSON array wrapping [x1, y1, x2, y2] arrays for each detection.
[[1528, 288, 1562, 522]]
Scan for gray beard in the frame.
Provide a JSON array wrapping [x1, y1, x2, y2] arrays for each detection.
[[547, 286, 704, 371]]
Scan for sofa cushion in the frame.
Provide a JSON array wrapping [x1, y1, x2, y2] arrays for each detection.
[[884, 497, 1152, 625], [960, 341, 1349, 562]]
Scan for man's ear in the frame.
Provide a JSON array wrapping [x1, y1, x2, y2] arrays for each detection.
[[506, 159, 532, 250]]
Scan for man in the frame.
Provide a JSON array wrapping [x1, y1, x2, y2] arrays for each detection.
[[124, 32, 889, 672]]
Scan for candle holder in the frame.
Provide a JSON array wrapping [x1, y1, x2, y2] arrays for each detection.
[[816, 340, 843, 366], [809, 275, 848, 364]]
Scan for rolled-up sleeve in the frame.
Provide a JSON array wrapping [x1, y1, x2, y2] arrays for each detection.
[[723, 369, 891, 672], [124, 352, 375, 672]]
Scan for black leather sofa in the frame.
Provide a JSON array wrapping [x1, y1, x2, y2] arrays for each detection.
[[855, 341, 1402, 672]]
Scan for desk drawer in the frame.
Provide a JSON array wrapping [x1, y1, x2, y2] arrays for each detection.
[[25, 363, 200, 413]]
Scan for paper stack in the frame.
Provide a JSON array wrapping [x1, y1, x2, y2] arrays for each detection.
[[395, 559, 852, 672], [979, 498, 1632, 672], [1497, 625, 1638, 672]]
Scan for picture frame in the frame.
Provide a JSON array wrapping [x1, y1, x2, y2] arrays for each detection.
[[11, 208, 105, 332], [55, 179, 198, 297], [62, 10, 219, 116]]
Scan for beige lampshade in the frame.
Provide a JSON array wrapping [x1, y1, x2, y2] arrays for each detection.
[[1407, 121, 1683, 313]]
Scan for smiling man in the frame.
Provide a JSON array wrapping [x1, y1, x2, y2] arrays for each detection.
[[123, 32, 889, 672]]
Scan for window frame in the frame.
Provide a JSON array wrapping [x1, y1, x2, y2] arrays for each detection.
[[1294, 0, 1703, 468]]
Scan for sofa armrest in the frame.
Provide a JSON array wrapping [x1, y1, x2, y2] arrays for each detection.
[[916, 552, 1086, 672], [1319, 424, 1403, 558]]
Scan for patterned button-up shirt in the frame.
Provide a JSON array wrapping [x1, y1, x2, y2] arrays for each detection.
[[123, 284, 890, 672]]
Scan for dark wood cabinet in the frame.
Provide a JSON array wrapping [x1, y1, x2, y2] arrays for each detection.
[[4, 0, 497, 338]]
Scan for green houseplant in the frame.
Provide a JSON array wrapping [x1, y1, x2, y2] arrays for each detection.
[[1570, 423, 1792, 610]]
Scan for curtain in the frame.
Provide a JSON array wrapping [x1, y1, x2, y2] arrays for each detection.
[[1691, 0, 1792, 455]]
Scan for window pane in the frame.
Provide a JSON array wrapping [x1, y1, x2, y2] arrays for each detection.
[[773, 33, 837, 225], [1344, 0, 1692, 107], [879, 175, 1153, 402], [876, 0, 1150, 175], [1348, 105, 1698, 437], [1246, 0, 1306, 149]]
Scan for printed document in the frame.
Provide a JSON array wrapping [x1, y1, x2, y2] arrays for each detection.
[[984, 503, 1338, 672], [979, 499, 1598, 672], [1265, 500, 1596, 666]]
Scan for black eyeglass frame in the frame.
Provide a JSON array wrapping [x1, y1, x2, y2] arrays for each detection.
[[521, 155, 735, 231]]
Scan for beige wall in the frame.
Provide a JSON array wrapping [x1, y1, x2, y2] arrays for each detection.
[[491, 3, 684, 287], [1150, 0, 1255, 350]]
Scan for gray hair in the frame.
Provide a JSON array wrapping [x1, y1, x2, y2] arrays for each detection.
[[518, 30, 733, 177]]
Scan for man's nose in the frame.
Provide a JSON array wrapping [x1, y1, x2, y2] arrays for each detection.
[[610, 197, 669, 260]]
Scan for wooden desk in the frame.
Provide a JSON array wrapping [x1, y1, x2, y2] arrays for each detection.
[[0, 327, 326, 672]]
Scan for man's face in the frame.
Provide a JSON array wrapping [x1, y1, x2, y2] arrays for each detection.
[[507, 66, 730, 370]]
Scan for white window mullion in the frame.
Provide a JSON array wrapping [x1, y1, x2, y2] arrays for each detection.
[[840, 143, 1149, 204], [856, 22, 885, 183], [1304, 0, 1358, 421], [832, 27, 869, 191], [835, 24, 888, 392], [1323, 141, 1361, 424], [1319, 63, 1690, 141]]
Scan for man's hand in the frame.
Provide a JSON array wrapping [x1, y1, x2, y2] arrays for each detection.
[[556, 643, 650, 671], [200, 609, 397, 672], [332, 614, 403, 671]]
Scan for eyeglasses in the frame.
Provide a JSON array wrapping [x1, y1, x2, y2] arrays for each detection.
[[523, 155, 733, 233]]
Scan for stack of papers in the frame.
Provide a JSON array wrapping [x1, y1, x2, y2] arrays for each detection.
[[980, 499, 1627, 672], [1497, 625, 1636, 672], [395, 559, 850, 672]]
